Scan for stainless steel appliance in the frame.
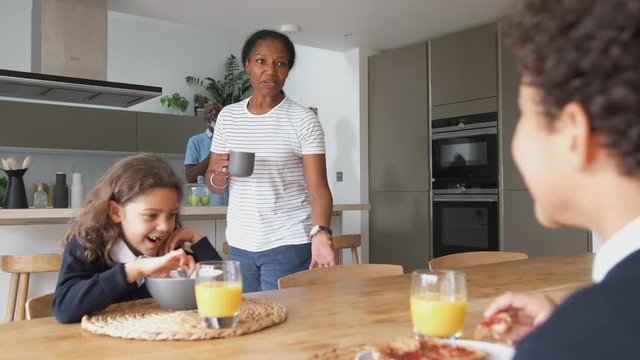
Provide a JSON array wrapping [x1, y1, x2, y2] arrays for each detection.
[[430, 112, 499, 257], [431, 192, 499, 257], [431, 112, 498, 191]]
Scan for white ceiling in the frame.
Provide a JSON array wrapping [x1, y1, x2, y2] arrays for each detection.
[[107, 0, 511, 52]]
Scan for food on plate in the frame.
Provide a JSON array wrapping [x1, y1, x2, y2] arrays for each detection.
[[371, 337, 485, 360], [309, 337, 485, 360], [474, 311, 512, 340]]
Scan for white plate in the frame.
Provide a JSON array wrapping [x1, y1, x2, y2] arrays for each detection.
[[355, 339, 514, 360], [445, 339, 514, 360]]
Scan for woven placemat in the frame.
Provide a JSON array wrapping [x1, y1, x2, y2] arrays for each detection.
[[81, 297, 286, 341]]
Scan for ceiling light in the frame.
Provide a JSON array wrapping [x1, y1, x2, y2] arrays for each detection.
[[280, 24, 301, 33]]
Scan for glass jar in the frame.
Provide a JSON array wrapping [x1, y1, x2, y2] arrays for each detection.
[[33, 183, 48, 208]]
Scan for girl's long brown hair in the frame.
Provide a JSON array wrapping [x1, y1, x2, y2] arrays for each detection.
[[62, 153, 183, 266]]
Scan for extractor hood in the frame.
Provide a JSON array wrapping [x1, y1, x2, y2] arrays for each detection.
[[0, 69, 162, 108], [0, 0, 162, 108]]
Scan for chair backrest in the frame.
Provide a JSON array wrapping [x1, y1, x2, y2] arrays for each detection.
[[428, 251, 528, 271], [26, 292, 55, 320], [278, 264, 404, 289], [332, 234, 362, 265], [1, 254, 62, 322]]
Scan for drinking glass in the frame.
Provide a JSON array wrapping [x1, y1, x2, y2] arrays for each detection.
[[195, 260, 243, 329], [410, 269, 467, 339]]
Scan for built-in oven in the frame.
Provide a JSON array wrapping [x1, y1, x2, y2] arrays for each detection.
[[431, 112, 498, 191], [431, 192, 499, 258]]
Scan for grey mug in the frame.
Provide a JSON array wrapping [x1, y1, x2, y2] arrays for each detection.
[[229, 151, 255, 177]]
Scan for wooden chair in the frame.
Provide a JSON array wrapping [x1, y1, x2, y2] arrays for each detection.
[[278, 264, 404, 289], [26, 293, 55, 320], [332, 234, 361, 265], [428, 251, 528, 271], [1, 254, 62, 322]]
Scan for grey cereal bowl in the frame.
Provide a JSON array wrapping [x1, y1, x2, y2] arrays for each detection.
[[145, 271, 196, 310]]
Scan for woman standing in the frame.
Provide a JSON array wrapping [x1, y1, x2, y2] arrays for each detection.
[[206, 30, 334, 292]]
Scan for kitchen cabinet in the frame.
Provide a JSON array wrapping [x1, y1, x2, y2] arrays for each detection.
[[500, 35, 527, 190], [136, 112, 203, 154], [502, 190, 590, 256], [369, 191, 430, 272], [369, 42, 429, 192], [430, 23, 498, 109], [0, 100, 136, 152], [368, 42, 430, 271], [0, 99, 202, 155]]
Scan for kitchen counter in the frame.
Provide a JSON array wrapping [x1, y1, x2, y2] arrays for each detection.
[[0, 204, 371, 225]]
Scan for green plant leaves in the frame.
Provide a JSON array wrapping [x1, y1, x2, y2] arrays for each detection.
[[185, 54, 251, 107], [0, 176, 6, 201], [160, 93, 189, 112]]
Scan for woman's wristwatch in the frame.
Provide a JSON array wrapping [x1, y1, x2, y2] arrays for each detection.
[[309, 225, 332, 240]]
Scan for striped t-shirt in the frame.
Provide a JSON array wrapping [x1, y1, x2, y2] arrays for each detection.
[[211, 96, 326, 251]]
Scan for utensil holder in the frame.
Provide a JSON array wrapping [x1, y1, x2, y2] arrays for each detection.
[[1, 168, 28, 209]]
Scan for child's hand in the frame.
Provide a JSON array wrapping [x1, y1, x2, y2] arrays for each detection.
[[482, 291, 557, 345], [124, 249, 196, 283], [160, 228, 204, 256]]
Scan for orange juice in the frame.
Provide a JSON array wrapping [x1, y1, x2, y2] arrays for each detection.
[[195, 281, 242, 317], [410, 293, 466, 337]]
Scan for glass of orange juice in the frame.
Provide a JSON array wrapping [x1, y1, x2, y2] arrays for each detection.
[[195, 260, 243, 329], [410, 269, 467, 339]]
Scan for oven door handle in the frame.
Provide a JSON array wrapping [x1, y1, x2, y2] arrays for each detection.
[[432, 194, 498, 202], [431, 126, 497, 140]]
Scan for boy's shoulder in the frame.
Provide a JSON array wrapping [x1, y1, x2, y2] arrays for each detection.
[[516, 250, 640, 359]]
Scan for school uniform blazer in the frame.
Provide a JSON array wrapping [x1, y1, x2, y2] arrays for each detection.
[[515, 249, 640, 359], [52, 236, 221, 324]]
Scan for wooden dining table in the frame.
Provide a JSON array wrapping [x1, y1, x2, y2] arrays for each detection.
[[0, 252, 594, 359]]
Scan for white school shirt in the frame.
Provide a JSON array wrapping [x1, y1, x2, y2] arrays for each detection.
[[211, 96, 325, 252], [592, 216, 640, 283]]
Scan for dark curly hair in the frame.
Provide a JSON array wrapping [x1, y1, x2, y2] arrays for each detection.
[[502, 0, 640, 174], [241, 29, 296, 70]]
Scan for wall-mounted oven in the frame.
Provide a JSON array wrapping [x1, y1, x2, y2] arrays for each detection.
[[431, 192, 499, 258], [431, 112, 498, 191], [430, 111, 500, 258]]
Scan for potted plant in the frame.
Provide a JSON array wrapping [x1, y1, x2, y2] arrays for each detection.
[[160, 93, 189, 114], [0, 176, 6, 205], [192, 93, 210, 116], [185, 54, 252, 108]]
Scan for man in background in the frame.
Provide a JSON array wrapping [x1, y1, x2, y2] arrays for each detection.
[[184, 102, 228, 205]]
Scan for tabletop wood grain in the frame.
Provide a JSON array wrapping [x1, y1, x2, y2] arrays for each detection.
[[0, 252, 593, 359]]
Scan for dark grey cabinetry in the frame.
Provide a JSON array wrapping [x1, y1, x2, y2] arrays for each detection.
[[0, 100, 136, 152], [368, 42, 430, 271], [431, 23, 498, 107], [370, 191, 430, 271], [499, 31, 589, 255], [0, 100, 202, 154], [500, 38, 527, 191], [502, 190, 589, 256], [136, 112, 203, 154]]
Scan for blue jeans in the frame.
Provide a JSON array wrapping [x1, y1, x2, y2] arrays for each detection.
[[230, 243, 311, 293]]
